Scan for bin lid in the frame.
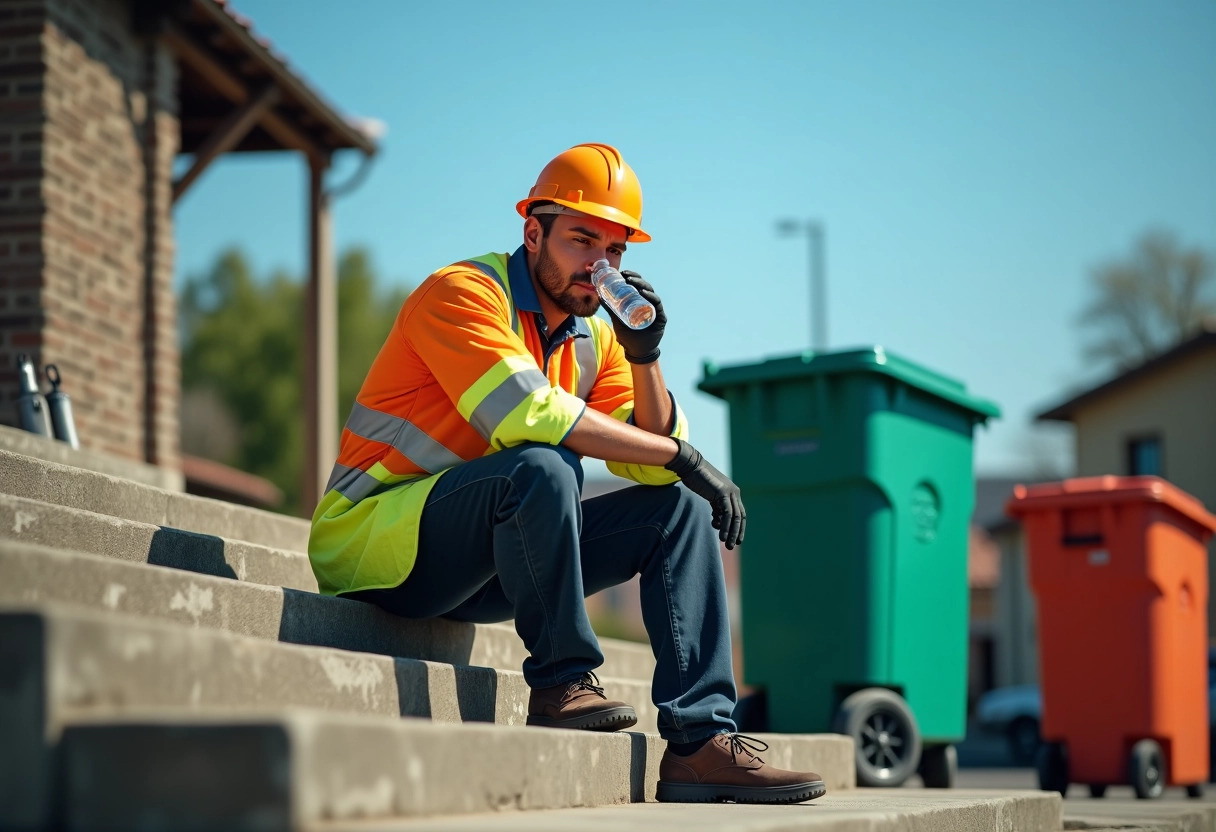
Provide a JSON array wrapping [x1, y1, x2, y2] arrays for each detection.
[[1005, 476, 1216, 533], [698, 347, 1000, 421]]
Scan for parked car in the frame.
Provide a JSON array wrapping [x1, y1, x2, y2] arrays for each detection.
[[975, 684, 1043, 765], [976, 649, 1216, 767]]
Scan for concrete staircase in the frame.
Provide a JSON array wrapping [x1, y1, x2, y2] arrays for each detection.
[[0, 442, 1063, 831]]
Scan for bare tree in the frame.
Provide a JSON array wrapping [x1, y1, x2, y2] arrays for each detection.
[[179, 386, 241, 463], [1023, 426, 1073, 480], [1078, 231, 1215, 371]]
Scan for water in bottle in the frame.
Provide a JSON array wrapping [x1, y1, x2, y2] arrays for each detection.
[[590, 259, 655, 329]]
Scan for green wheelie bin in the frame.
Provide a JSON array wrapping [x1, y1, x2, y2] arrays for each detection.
[[699, 348, 999, 788]]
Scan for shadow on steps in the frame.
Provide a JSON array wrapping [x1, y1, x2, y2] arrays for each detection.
[[276, 588, 479, 665], [147, 527, 238, 581]]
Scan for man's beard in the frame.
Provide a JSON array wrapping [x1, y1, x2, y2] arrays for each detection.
[[535, 241, 600, 318]]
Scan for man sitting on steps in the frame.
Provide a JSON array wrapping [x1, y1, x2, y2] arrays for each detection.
[[307, 143, 825, 805]]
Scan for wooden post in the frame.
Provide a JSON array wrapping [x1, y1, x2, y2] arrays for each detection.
[[142, 38, 180, 470], [303, 155, 337, 515]]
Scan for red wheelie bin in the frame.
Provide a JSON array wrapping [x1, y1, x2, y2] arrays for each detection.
[[1007, 476, 1215, 799]]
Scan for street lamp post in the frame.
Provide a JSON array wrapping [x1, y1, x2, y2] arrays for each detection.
[[776, 218, 828, 351]]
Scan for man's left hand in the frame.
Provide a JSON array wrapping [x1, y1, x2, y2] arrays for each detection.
[[606, 271, 666, 364]]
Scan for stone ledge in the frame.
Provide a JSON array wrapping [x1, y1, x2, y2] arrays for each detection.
[[309, 790, 1064, 832], [0, 423, 184, 491], [53, 710, 854, 829], [0, 446, 308, 552], [0, 492, 318, 591], [0, 540, 657, 681]]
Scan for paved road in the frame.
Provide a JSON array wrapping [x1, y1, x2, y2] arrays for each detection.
[[951, 767, 1215, 803], [953, 725, 1215, 803], [948, 770, 1216, 831]]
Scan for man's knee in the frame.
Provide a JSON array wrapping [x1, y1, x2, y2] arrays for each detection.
[[636, 484, 721, 569], [631, 482, 715, 537], [667, 482, 716, 533], [508, 442, 584, 496]]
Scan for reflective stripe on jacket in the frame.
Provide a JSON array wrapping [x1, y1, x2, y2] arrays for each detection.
[[308, 247, 689, 596]]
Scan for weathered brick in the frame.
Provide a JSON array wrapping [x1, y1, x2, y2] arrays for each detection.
[[0, 0, 179, 468]]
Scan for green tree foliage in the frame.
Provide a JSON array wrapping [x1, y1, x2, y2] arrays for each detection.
[[1079, 231, 1216, 371], [180, 247, 410, 515]]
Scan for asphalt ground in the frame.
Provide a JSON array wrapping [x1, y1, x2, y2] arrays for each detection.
[[942, 723, 1216, 804], [949, 768, 1215, 803]]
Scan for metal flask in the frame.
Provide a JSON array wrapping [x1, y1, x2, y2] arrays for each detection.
[[16, 352, 52, 437], [45, 364, 80, 449]]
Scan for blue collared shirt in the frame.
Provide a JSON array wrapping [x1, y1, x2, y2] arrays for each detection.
[[508, 246, 591, 368]]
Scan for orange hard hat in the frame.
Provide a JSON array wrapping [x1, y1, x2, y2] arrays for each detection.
[[516, 143, 651, 243]]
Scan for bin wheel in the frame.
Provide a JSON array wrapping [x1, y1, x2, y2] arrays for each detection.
[[1129, 739, 1166, 800], [1088, 784, 1107, 798], [1035, 741, 1069, 796], [1007, 716, 1042, 767], [1186, 783, 1204, 799], [918, 743, 957, 788], [833, 688, 922, 788]]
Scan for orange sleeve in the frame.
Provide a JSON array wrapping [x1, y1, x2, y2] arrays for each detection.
[[400, 268, 586, 448]]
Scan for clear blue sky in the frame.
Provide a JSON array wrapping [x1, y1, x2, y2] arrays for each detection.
[[174, 0, 1216, 480]]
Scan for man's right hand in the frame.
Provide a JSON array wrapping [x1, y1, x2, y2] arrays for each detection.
[[664, 439, 746, 550]]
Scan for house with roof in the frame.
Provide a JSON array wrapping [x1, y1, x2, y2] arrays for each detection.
[[988, 321, 1216, 689], [1036, 322, 1216, 498], [0, 0, 376, 510], [1037, 321, 1216, 631]]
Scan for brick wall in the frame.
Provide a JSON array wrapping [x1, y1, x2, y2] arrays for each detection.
[[0, 2, 46, 409], [0, 0, 179, 469]]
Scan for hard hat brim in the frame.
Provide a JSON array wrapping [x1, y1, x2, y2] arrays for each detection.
[[516, 197, 651, 243]]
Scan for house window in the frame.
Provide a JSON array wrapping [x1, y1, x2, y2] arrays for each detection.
[[1127, 435, 1163, 477]]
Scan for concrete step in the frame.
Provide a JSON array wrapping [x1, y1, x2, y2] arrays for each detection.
[[307, 791, 1065, 832], [0, 491, 320, 591], [0, 446, 309, 552], [0, 601, 675, 830], [0, 423, 184, 491], [0, 600, 659, 733], [0, 540, 657, 681], [0, 454, 663, 681], [52, 709, 855, 831]]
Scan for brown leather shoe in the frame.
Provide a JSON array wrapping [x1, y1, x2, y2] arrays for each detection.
[[526, 671, 637, 731], [657, 733, 827, 803]]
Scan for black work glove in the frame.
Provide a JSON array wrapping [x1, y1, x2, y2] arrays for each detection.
[[665, 438, 746, 550], [604, 271, 666, 364]]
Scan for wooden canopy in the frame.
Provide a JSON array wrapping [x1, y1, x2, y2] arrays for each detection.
[[143, 0, 379, 513]]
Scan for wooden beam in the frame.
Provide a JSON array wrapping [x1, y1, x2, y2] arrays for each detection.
[[163, 25, 327, 162], [189, 0, 376, 155], [172, 83, 279, 202]]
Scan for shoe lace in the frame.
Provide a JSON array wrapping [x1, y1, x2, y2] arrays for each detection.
[[727, 733, 770, 764], [567, 671, 605, 698]]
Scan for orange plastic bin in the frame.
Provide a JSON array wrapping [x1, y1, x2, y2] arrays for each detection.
[[1007, 476, 1215, 799]]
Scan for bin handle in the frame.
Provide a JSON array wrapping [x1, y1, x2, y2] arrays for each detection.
[[1062, 533, 1104, 546]]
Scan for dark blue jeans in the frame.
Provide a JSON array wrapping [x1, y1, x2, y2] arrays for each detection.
[[347, 442, 737, 743]]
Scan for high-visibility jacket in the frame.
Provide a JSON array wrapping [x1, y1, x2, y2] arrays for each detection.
[[308, 246, 689, 597]]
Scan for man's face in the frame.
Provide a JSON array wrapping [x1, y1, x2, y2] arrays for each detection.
[[532, 213, 629, 318]]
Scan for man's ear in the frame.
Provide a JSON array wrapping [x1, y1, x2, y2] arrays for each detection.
[[523, 216, 543, 253]]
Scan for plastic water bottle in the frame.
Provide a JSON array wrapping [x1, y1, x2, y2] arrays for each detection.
[[590, 259, 655, 330]]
